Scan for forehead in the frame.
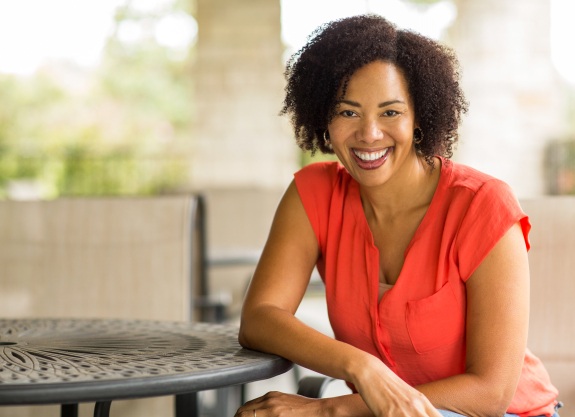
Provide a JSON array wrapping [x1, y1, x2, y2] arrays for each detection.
[[342, 60, 411, 101]]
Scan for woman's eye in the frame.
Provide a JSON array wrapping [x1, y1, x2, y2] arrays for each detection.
[[340, 110, 356, 117], [382, 110, 401, 117]]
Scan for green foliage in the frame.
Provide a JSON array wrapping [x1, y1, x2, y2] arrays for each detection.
[[0, 1, 195, 198]]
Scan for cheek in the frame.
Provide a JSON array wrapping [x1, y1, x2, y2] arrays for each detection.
[[389, 121, 415, 140], [329, 118, 415, 142], [400, 126, 415, 140], [328, 120, 354, 140]]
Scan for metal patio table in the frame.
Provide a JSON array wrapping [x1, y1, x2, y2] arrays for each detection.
[[0, 318, 292, 417]]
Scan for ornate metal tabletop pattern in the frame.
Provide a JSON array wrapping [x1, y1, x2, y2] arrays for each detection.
[[0, 319, 292, 405]]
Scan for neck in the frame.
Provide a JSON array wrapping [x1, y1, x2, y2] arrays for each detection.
[[360, 156, 439, 221]]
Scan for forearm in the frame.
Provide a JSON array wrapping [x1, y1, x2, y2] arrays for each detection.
[[322, 394, 374, 417], [240, 305, 513, 417], [416, 373, 515, 417], [240, 304, 441, 417], [239, 303, 370, 383], [312, 372, 513, 417], [419, 224, 530, 417], [330, 373, 513, 417], [322, 372, 513, 417]]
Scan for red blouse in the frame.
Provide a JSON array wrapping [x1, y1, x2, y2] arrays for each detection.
[[294, 159, 558, 417]]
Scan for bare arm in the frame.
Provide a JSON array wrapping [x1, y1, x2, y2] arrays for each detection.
[[316, 222, 530, 417], [239, 182, 528, 417], [238, 181, 373, 380], [237, 181, 440, 417], [416, 222, 530, 416]]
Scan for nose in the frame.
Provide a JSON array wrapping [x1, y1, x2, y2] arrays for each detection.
[[358, 118, 384, 143]]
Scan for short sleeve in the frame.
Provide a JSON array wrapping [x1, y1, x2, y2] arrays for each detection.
[[455, 179, 531, 281], [293, 162, 339, 250]]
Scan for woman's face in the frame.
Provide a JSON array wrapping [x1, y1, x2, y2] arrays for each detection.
[[327, 60, 418, 189]]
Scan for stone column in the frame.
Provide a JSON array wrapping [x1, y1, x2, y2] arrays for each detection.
[[448, 0, 567, 197], [191, 0, 297, 189]]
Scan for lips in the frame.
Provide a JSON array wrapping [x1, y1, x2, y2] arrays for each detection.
[[352, 147, 392, 169]]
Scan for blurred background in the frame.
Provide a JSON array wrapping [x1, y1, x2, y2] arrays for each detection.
[[1, 0, 574, 410], [1, 0, 574, 327], [1, 0, 574, 200]]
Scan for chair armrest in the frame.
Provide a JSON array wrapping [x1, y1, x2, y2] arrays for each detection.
[[297, 376, 336, 398]]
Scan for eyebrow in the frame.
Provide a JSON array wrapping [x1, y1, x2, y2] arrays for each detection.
[[338, 99, 406, 108]]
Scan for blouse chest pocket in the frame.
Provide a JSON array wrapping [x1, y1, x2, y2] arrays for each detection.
[[405, 281, 465, 354]]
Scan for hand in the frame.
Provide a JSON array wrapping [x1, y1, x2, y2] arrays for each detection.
[[359, 383, 442, 417], [353, 356, 442, 417], [234, 391, 325, 417]]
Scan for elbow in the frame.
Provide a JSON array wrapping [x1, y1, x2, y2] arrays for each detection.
[[472, 385, 516, 417], [487, 376, 520, 417], [491, 388, 516, 417], [237, 306, 262, 350], [455, 373, 517, 417], [458, 396, 510, 417], [481, 398, 512, 417], [237, 303, 295, 353], [237, 322, 252, 349]]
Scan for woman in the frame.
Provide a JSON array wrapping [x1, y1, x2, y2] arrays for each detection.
[[235, 15, 560, 417]]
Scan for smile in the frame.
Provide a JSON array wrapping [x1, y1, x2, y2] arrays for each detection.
[[353, 148, 390, 161], [351, 147, 392, 170]]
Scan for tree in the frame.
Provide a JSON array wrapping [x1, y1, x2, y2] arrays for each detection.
[[0, 0, 196, 198]]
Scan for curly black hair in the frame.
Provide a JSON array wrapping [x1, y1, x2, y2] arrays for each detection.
[[280, 14, 468, 165]]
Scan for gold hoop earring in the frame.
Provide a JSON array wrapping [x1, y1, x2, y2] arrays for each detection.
[[413, 128, 424, 145], [323, 130, 333, 150]]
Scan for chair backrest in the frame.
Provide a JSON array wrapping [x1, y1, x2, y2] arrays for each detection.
[[521, 197, 575, 415], [0, 195, 206, 322], [0, 195, 209, 416]]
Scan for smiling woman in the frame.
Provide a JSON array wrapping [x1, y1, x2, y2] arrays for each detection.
[[280, 14, 467, 164], [235, 13, 561, 417], [327, 62, 417, 182]]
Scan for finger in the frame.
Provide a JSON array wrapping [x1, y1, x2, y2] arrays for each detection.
[[429, 407, 444, 417], [234, 405, 254, 417], [235, 396, 270, 417], [235, 406, 267, 417], [239, 394, 269, 410], [238, 390, 284, 414], [421, 400, 443, 417]]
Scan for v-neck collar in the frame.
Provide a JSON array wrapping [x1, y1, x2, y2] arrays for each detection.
[[347, 157, 452, 293]]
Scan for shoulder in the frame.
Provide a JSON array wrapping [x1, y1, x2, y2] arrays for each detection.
[[294, 161, 350, 202], [294, 161, 345, 184], [440, 160, 530, 279], [293, 162, 354, 248], [443, 159, 517, 203]]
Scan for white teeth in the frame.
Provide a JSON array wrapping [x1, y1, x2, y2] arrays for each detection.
[[353, 148, 388, 161]]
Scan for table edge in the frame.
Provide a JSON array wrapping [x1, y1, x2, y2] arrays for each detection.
[[0, 354, 293, 405]]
